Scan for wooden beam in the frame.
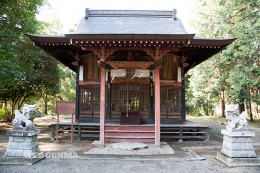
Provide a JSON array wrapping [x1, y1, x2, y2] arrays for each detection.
[[107, 71, 111, 119], [149, 70, 154, 122], [79, 80, 100, 85], [111, 78, 150, 84], [154, 67, 161, 147], [75, 65, 80, 121], [99, 67, 106, 146], [107, 61, 154, 70], [181, 54, 186, 123], [159, 81, 182, 87]]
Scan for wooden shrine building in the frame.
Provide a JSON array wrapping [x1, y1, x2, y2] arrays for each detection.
[[28, 9, 234, 146]]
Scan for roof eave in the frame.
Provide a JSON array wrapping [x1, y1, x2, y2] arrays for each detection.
[[65, 34, 195, 40]]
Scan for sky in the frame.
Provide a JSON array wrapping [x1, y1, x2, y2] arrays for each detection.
[[38, 0, 197, 33]]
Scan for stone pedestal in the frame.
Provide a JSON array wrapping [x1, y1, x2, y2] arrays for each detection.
[[0, 129, 44, 165], [221, 129, 256, 158], [215, 129, 260, 167]]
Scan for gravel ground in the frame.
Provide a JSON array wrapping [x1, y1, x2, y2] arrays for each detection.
[[0, 116, 259, 173]]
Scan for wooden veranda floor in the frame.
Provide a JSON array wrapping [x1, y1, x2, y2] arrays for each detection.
[[50, 121, 210, 142]]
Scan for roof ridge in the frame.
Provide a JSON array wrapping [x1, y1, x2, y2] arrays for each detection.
[[85, 9, 177, 19]]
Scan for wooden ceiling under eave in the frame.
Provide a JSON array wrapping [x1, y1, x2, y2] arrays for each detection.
[[27, 34, 235, 73]]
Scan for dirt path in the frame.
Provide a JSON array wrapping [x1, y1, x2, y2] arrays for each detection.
[[187, 116, 260, 144], [0, 116, 259, 173]]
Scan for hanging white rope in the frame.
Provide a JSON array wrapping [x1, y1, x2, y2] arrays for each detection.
[[112, 71, 117, 80], [138, 73, 144, 78], [131, 73, 136, 79]]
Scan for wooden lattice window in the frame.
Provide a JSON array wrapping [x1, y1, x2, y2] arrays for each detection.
[[111, 84, 149, 112], [80, 86, 100, 113], [160, 87, 181, 113]]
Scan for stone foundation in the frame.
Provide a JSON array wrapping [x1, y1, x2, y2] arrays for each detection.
[[5, 129, 40, 158], [0, 129, 44, 165], [215, 129, 260, 167], [220, 129, 256, 158], [215, 152, 260, 167]]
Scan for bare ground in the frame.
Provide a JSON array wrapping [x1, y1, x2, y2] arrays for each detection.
[[0, 115, 259, 173]]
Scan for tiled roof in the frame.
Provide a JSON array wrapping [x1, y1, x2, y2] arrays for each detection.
[[74, 9, 187, 35]]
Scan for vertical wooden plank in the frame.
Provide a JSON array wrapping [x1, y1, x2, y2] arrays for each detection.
[[107, 71, 111, 119], [56, 114, 59, 142], [51, 125, 55, 142], [71, 114, 74, 142], [91, 87, 94, 118], [99, 67, 106, 146], [150, 70, 154, 121], [154, 67, 161, 147], [77, 125, 81, 140], [75, 65, 80, 121], [181, 66, 186, 123]]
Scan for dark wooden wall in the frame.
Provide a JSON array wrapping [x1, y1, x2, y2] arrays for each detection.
[[160, 53, 178, 80], [79, 52, 181, 122], [83, 54, 100, 81]]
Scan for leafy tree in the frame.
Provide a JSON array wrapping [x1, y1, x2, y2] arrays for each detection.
[[0, 0, 62, 120], [58, 64, 76, 101], [188, 0, 260, 120], [186, 61, 219, 116]]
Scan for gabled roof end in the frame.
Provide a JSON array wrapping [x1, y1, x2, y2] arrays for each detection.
[[85, 8, 89, 19]]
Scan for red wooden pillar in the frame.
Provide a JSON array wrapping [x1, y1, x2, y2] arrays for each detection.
[[99, 67, 106, 146], [154, 67, 161, 147]]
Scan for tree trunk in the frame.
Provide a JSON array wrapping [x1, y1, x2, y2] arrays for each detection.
[[238, 100, 245, 114], [4, 100, 7, 113], [247, 86, 253, 121], [44, 94, 48, 114], [248, 99, 253, 121], [18, 96, 27, 110], [11, 99, 15, 122], [253, 102, 259, 118], [4, 100, 8, 121], [221, 89, 225, 117]]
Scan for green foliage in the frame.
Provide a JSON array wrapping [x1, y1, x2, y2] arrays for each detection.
[[0, 0, 45, 58], [0, 0, 64, 119], [58, 64, 76, 101], [0, 108, 4, 120], [187, 0, 260, 118], [186, 62, 218, 116]]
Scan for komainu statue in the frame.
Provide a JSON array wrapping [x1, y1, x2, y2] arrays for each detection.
[[12, 104, 38, 131], [226, 111, 249, 131]]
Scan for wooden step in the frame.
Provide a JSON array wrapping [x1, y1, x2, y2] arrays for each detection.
[[105, 130, 154, 133], [105, 126, 155, 131], [105, 125, 155, 143], [105, 136, 154, 139], [105, 138, 155, 143], [105, 132, 155, 137]]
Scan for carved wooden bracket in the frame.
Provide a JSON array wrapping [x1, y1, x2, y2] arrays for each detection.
[[144, 47, 170, 60], [81, 47, 117, 61], [97, 59, 106, 68], [71, 52, 80, 66], [180, 53, 188, 67], [93, 47, 117, 61], [154, 60, 162, 68], [73, 52, 80, 61]]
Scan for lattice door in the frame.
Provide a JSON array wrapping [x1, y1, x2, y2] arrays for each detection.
[[111, 84, 149, 113], [80, 86, 100, 117], [160, 87, 181, 118]]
